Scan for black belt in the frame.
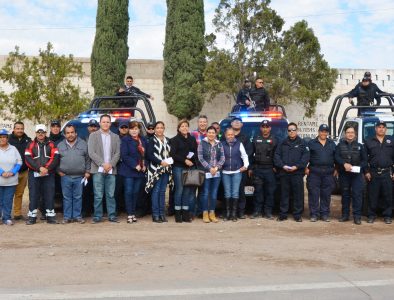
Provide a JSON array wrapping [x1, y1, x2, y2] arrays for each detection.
[[370, 167, 391, 175]]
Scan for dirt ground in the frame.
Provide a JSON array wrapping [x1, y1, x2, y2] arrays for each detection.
[[0, 194, 393, 291]]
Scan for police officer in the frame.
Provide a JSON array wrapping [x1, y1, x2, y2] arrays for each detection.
[[274, 122, 310, 222], [306, 124, 336, 222], [249, 120, 277, 219], [364, 121, 393, 224], [335, 126, 367, 225]]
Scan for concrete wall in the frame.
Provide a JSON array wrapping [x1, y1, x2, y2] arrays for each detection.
[[0, 55, 393, 138]]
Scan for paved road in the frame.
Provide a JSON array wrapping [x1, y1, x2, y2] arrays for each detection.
[[1, 269, 393, 299]]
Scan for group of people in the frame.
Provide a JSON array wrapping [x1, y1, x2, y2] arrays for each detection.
[[0, 111, 393, 226], [236, 78, 271, 111]]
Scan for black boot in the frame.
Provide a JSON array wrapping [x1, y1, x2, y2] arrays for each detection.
[[224, 198, 231, 221], [232, 199, 238, 222], [238, 208, 246, 219], [174, 210, 182, 223], [47, 216, 58, 224], [26, 217, 36, 225], [182, 210, 191, 223]]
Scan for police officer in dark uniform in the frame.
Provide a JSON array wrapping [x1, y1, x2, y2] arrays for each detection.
[[236, 79, 252, 111], [250, 78, 270, 111], [348, 75, 385, 115], [335, 126, 367, 225], [274, 122, 310, 222], [249, 120, 277, 219], [306, 124, 336, 222], [364, 121, 393, 224]]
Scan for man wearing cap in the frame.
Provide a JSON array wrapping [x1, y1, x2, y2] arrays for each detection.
[[274, 123, 310, 222], [88, 114, 120, 223], [49, 120, 64, 146], [25, 124, 60, 225], [335, 126, 367, 225], [117, 120, 129, 139], [249, 120, 277, 219], [85, 119, 100, 142], [250, 78, 270, 111], [236, 79, 252, 111], [224, 117, 253, 218], [306, 124, 337, 222], [348, 73, 385, 115], [364, 121, 393, 224], [146, 122, 155, 144], [8, 121, 31, 220]]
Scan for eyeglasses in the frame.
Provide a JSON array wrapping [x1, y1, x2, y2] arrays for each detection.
[[288, 129, 297, 132], [147, 128, 154, 130]]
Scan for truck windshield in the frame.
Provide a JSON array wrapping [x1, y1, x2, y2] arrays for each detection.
[[363, 121, 394, 141]]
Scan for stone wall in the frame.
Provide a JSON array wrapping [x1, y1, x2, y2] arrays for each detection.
[[0, 55, 393, 138]]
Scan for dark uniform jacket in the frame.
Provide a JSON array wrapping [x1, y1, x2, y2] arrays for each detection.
[[348, 82, 384, 106], [250, 87, 270, 111], [25, 137, 59, 173], [251, 134, 277, 170], [274, 136, 310, 175], [8, 133, 31, 172], [236, 88, 251, 106], [49, 132, 64, 147], [364, 136, 394, 172], [335, 139, 367, 173], [307, 137, 336, 170]]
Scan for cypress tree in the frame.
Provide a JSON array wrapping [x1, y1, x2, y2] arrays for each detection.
[[163, 0, 206, 120], [91, 0, 129, 97]]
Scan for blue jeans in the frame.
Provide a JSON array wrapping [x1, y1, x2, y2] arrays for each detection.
[[201, 177, 221, 211], [92, 173, 116, 219], [123, 176, 144, 216], [222, 172, 242, 199], [61, 175, 83, 220], [0, 185, 16, 222], [151, 173, 169, 217], [173, 167, 196, 211]]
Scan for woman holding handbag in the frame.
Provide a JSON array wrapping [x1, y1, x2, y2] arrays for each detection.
[[118, 121, 147, 223], [221, 128, 249, 222], [145, 121, 173, 223], [170, 119, 198, 223], [197, 126, 225, 223]]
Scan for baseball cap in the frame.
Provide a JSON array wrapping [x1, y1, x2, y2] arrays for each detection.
[[118, 120, 129, 128], [375, 120, 387, 127], [362, 76, 370, 82], [35, 124, 47, 132], [364, 71, 371, 78], [318, 124, 330, 132], [261, 120, 271, 127], [147, 122, 155, 130], [0, 128, 9, 136], [231, 117, 243, 123], [88, 119, 99, 127], [50, 120, 61, 127]]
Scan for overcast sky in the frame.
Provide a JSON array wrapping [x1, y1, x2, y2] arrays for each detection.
[[0, 0, 393, 69]]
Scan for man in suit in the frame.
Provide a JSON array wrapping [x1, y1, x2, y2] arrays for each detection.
[[88, 114, 120, 223]]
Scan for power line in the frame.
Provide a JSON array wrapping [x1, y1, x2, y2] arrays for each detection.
[[0, 24, 165, 31], [284, 7, 394, 19]]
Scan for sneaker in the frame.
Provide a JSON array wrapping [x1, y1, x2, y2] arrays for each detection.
[[91, 217, 102, 224], [108, 217, 120, 223], [61, 219, 72, 224], [384, 217, 392, 224], [5, 220, 14, 226], [277, 215, 287, 221], [354, 218, 361, 225], [294, 216, 303, 222], [75, 218, 85, 224], [321, 216, 330, 222], [367, 217, 375, 224], [310, 216, 318, 222]]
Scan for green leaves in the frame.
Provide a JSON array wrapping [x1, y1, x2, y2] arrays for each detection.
[[0, 43, 90, 123], [163, 0, 206, 120], [91, 0, 129, 97], [205, 1, 337, 117]]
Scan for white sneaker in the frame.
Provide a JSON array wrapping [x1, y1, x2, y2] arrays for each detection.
[[5, 220, 14, 226]]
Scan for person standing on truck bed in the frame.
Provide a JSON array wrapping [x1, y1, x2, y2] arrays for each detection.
[[250, 78, 270, 111], [249, 120, 277, 220], [306, 124, 336, 222], [116, 75, 154, 108], [274, 122, 309, 222], [236, 79, 252, 111], [348, 74, 385, 115], [364, 121, 393, 225], [335, 126, 367, 225]]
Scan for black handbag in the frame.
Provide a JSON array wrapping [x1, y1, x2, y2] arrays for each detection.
[[182, 169, 205, 187]]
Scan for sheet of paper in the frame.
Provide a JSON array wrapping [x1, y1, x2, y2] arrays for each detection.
[[351, 166, 360, 173], [187, 152, 194, 159], [163, 157, 174, 165], [33, 172, 48, 177], [81, 178, 88, 186], [98, 166, 112, 174], [205, 172, 220, 179]]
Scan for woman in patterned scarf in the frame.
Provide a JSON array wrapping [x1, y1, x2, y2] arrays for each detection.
[[146, 121, 173, 223], [118, 121, 147, 223]]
